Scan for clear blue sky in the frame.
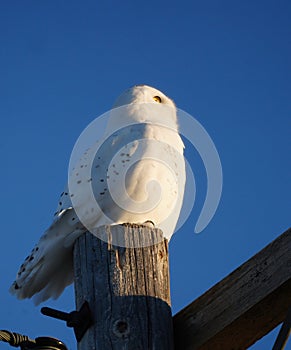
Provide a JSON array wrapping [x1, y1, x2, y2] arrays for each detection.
[[1, 1, 290, 349]]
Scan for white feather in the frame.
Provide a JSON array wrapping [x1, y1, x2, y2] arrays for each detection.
[[10, 85, 186, 303]]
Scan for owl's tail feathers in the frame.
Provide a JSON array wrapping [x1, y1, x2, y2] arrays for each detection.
[[9, 209, 84, 304], [32, 262, 74, 305], [9, 248, 74, 305]]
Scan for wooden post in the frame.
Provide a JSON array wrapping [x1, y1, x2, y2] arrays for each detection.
[[73, 225, 174, 350], [173, 228, 291, 349]]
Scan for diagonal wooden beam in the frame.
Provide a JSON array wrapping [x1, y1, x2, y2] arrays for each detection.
[[173, 228, 291, 350], [272, 307, 291, 350]]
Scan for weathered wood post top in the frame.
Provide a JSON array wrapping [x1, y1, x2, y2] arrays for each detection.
[[74, 224, 174, 350]]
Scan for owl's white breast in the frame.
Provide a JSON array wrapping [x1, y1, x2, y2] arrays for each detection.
[[69, 122, 185, 240]]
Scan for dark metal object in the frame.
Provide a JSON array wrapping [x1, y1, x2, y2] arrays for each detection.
[[21, 337, 68, 350], [272, 307, 291, 350], [41, 301, 92, 342], [0, 330, 34, 347], [0, 330, 67, 350]]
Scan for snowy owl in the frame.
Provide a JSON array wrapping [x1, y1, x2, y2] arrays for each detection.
[[10, 85, 186, 304]]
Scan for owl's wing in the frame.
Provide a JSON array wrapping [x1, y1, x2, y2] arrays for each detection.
[[9, 187, 85, 305]]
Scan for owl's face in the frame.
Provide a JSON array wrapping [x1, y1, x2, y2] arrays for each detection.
[[113, 85, 176, 109], [107, 85, 179, 134]]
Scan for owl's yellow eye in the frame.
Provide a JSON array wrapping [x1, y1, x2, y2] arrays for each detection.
[[153, 95, 162, 103]]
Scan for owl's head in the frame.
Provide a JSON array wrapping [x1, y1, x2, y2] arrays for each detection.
[[108, 85, 178, 133], [113, 85, 176, 109]]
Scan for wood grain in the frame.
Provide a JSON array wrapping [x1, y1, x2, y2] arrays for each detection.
[[74, 225, 174, 350], [173, 228, 291, 349]]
